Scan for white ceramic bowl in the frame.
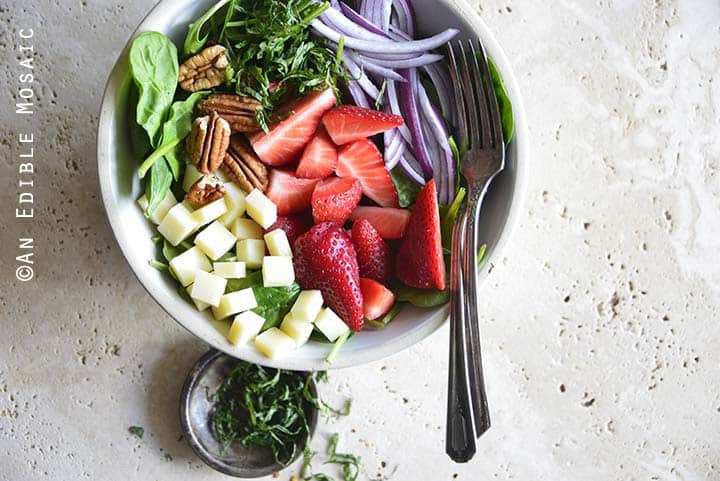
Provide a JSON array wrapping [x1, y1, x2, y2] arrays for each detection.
[[97, 0, 528, 370]]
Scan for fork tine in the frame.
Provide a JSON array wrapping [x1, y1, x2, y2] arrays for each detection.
[[446, 43, 468, 150], [467, 40, 492, 150], [471, 39, 503, 149], [456, 41, 481, 152]]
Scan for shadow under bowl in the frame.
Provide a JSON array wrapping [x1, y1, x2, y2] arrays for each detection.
[[180, 349, 318, 478]]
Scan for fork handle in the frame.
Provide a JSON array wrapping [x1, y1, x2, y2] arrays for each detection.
[[462, 180, 496, 437], [446, 212, 477, 463]]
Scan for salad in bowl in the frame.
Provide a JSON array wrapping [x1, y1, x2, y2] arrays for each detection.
[[99, 0, 522, 368]]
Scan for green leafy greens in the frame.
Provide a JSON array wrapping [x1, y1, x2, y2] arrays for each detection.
[[138, 91, 210, 179], [226, 271, 301, 328], [487, 58, 514, 143], [128, 32, 179, 148], [211, 362, 314, 465], [300, 433, 361, 481], [183, 0, 344, 130], [390, 167, 422, 208]]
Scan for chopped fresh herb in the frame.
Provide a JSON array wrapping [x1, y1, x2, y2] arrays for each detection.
[[128, 426, 145, 438], [325, 433, 361, 481], [300, 433, 361, 481], [212, 362, 314, 466], [304, 373, 351, 418], [374, 79, 387, 109]]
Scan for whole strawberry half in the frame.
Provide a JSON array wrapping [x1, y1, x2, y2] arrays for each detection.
[[351, 218, 393, 283], [396, 179, 446, 290], [265, 169, 320, 215], [322, 105, 404, 145], [311, 176, 362, 224], [293, 222, 364, 331], [265, 213, 312, 246]]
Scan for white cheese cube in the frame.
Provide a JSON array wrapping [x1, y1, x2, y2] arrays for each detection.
[[218, 183, 247, 227], [262, 256, 295, 287], [169, 246, 212, 287], [254, 327, 296, 359], [264, 229, 292, 257], [290, 290, 324, 322], [211, 288, 258, 320], [245, 189, 277, 229], [314, 307, 350, 342], [191, 198, 228, 226], [194, 221, 237, 260], [227, 311, 266, 345], [183, 164, 204, 192], [213, 261, 246, 279], [158, 203, 199, 246], [232, 218, 264, 240], [186, 285, 210, 311], [237, 239, 266, 269], [137, 190, 178, 225], [280, 313, 314, 347], [189, 271, 227, 307]]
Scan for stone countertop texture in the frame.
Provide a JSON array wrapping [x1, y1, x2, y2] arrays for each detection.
[[1, 0, 719, 480]]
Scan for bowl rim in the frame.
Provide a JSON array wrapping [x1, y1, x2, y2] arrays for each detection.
[[97, 0, 529, 370]]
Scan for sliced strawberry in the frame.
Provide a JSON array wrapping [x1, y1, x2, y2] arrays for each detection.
[[359, 278, 395, 320], [337, 139, 399, 207], [311, 177, 363, 224], [248, 88, 337, 166], [265, 169, 320, 215], [296, 126, 338, 179], [396, 179, 445, 290], [351, 218, 393, 283], [322, 105, 404, 145], [348, 206, 410, 240], [294, 223, 364, 331], [265, 213, 312, 246]]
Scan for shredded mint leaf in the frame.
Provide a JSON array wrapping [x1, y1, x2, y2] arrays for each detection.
[[128, 426, 144, 438]]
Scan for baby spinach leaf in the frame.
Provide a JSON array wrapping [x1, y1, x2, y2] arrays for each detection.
[[254, 282, 301, 330], [129, 32, 179, 148], [138, 91, 209, 179], [390, 167, 421, 208], [184, 0, 230, 56], [439, 187, 466, 250], [226, 271, 301, 328], [487, 58, 514, 143], [145, 158, 173, 216], [393, 284, 449, 308]]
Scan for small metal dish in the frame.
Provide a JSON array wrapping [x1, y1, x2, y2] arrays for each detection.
[[180, 349, 318, 478]]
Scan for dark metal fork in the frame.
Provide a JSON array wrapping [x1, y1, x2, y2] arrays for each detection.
[[445, 39, 506, 463]]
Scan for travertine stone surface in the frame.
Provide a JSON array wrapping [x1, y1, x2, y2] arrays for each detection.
[[1, 1, 719, 479]]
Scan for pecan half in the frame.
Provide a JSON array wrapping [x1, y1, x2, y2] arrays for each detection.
[[198, 94, 262, 133], [187, 174, 226, 206], [178, 45, 229, 92], [223, 135, 269, 192], [187, 112, 231, 174]]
